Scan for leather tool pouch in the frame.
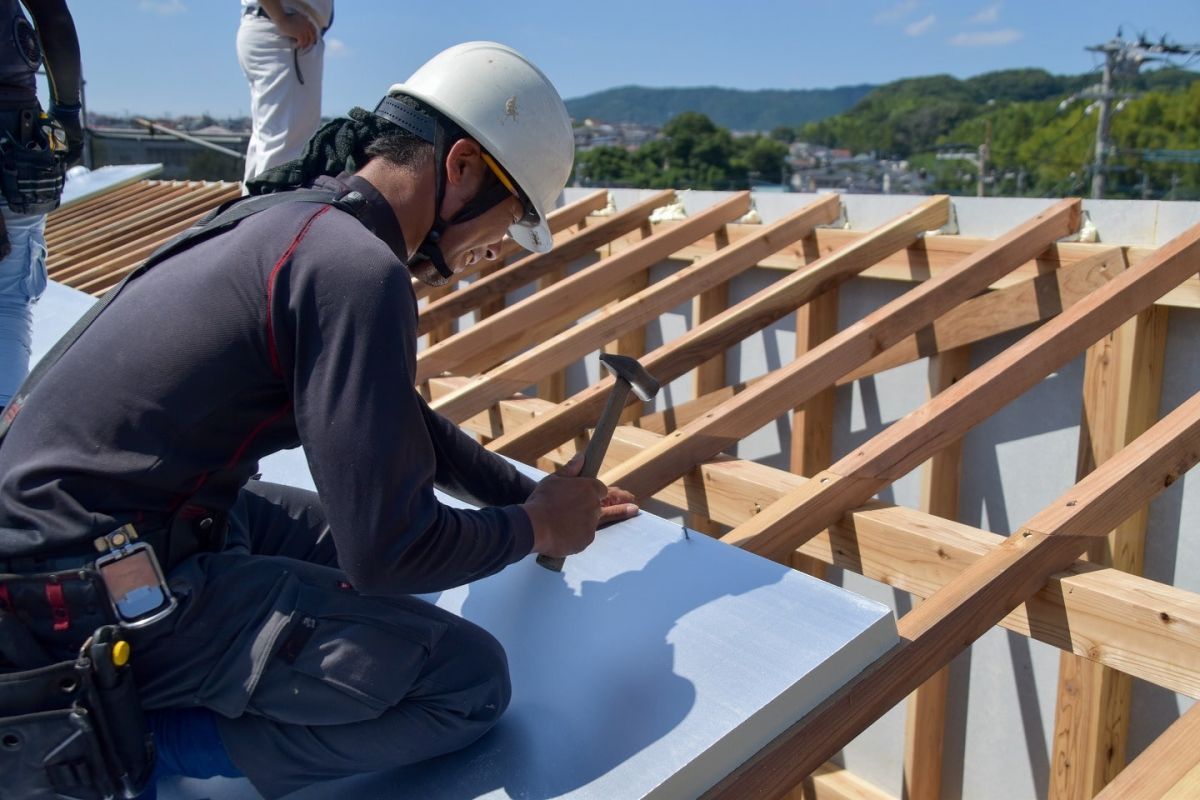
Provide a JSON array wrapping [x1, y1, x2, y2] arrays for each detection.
[[0, 108, 65, 216], [0, 624, 154, 800]]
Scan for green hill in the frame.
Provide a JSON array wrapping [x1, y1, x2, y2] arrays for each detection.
[[799, 67, 1198, 158], [564, 84, 875, 130]]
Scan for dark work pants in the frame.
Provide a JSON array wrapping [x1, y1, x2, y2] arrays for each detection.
[[129, 481, 511, 799]]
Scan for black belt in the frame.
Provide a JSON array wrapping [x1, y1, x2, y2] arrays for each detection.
[[0, 511, 226, 577]]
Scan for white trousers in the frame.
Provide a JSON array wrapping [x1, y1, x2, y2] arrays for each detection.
[[236, 14, 324, 183]]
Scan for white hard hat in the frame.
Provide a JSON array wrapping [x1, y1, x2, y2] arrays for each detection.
[[389, 42, 574, 253]]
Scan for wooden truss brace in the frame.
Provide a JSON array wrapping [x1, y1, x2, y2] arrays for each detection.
[[721, 219, 1200, 562], [416, 190, 674, 337], [486, 195, 950, 462], [603, 198, 1082, 502], [1094, 701, 1200, 799], [629, 245, 1124, 437], [429, 194, 844, 423], [411, 189, 608, 301], [702, 385, 1200, 798], [415, 193, 752, 382]]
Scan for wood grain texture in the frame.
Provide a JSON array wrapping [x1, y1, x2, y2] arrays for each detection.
[[702, 388, 1200, 799], [606, 198, 1078, 506]]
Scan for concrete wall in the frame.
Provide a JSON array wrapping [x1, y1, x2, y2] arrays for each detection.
[[552, 187, 1200, 799]]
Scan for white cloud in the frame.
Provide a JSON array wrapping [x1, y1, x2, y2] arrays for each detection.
[[325, 38, 349, 58], [905, 14, 936, 36], [950, 28, 1022, 46], [969, 2, 1002, 24], [139, 0, 185, 14], [873, 0, 919, 24]]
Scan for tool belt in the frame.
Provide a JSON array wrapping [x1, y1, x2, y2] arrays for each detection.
[[0, 509, 226, 800], [0, 614, 154, 800], [0, 106, 66, 216]]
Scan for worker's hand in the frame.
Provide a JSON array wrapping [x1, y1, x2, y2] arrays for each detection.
[[0, 228, 10, 260], [523, 455, 606, 559], [599, 484, 639, 529], [49, 103, 84, 167], [274, 12, 317, 49]]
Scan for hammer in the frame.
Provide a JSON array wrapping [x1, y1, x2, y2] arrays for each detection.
[[536, 353, 661, 572]]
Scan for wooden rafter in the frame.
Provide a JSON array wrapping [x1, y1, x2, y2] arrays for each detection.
[[487, 194, 948, 462], [720, 218, 1200, 563], [416, 190, 675, 336], [430, 194, 845, 423], [434, 382, 1200, 697], [603, 198, 1081, 504], [415, 193, 751, 382], [703, 386, 1200, 798], [607, 220, 1200, 310]]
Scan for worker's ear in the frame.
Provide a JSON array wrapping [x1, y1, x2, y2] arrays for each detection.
[[444, 138, 486, 190], [441, 138, 487, 220]]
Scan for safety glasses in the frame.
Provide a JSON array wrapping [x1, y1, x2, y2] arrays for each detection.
[[480, 151, 538, 225]]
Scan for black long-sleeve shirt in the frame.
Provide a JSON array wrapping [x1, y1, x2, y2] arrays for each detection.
[[0, 175, 536, 594]]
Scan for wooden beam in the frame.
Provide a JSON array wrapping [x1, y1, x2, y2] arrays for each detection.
[[789, 286, 839, 577], [839, 246, 1125, 384], [431, 195, 844, 424], [788, 763, 896, 800], [903, 345, 971, 800], [456, 395, 1200, 698], [1094, 703, 1200, 800], [723, 217, 1199, 563], [1049, 305, 1170, 799], [702, 387, 1200, 799], [606, 198, 1080, 505], [488, 194, 943, 463], [416, 190, 674, 336], [412, 189, 608, 301], [606, 219, 1200, 310], [415, 193, 751, 382]]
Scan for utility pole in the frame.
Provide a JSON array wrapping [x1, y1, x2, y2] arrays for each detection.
[[1083, 34, 1200, 199], [977, 119, 991, 198]]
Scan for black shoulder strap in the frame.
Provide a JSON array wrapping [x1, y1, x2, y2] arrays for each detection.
[[0, 187, 366, 442]]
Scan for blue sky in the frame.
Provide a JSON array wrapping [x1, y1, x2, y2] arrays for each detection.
[[64, 1, 1200, 118]]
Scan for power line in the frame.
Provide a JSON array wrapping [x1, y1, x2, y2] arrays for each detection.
[[1078, 33, 1200, 198]]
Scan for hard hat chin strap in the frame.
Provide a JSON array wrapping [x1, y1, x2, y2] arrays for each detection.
[[374, 96, 514, 286]]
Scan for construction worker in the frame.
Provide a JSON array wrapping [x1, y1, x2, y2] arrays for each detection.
[[0, 42, 637, 799], [0, 0, 83, 407], [237, 0, 332, 183]]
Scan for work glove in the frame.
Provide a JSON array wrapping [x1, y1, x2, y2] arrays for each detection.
[[49, 102, 84, 166]]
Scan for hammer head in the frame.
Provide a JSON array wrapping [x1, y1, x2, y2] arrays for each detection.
[[599, 353, 661, 402]]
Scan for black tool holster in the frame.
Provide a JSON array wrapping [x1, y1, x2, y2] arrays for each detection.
[[0, 107, 66, 216], [0, 598, 154, 799]]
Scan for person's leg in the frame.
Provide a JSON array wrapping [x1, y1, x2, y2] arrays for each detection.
[[236, 15, 290, 183], [236, 14, 320, 181], [211, 567, 511, 799], [0, 203, 46, 406]]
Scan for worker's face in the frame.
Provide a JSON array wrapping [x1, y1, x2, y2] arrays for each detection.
[[437, 193, 525, 273]]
